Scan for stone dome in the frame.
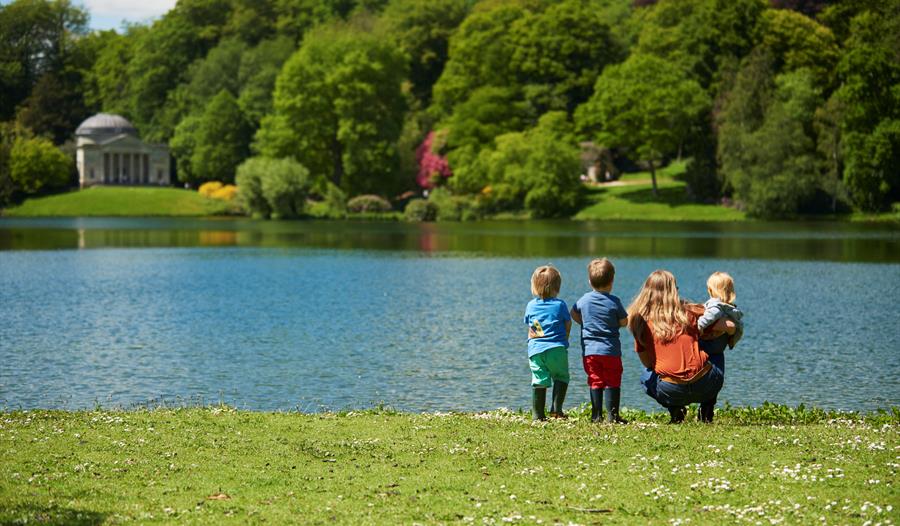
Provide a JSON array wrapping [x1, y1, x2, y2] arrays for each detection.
[[75, 113, 138, 137]]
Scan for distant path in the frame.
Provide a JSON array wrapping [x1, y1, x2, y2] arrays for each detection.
[[587, 179, 653, 187]]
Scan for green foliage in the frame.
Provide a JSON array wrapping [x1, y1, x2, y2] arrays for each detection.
[[426, 186, 482, 221], [402, 197, 437, 221], [0, 0, 89, 121], [719, 67, 823, 217], [757, 8, 839, 86], [575, 53, 709, 194], [347, 194, 392, 213], [378, 0, 471, 106], [452, 111, 582, 218], [235, 156, 310, 219], [833, 4, 900, 211], [8, 135, 70, 195], [187, 90, 252, 185], [635, 0, 767, 91], [508, 0, 625, 114], [237, 36, 296, 125], [255, 21, 408, 196]]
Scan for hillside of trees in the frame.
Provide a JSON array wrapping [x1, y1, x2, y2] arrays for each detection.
[[1, 0, 897, 219]]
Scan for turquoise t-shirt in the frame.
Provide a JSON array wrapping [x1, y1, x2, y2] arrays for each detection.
[[524, 297, 571, 358]]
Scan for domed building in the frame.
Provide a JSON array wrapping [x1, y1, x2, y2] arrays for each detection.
[[75, 113, 170, 188]]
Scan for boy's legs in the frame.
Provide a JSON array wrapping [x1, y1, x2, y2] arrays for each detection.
[[584, 355, 605, 422], [602, 357, 626, 423], [528, 352, 552, 420], [544, 347, 570, 418]]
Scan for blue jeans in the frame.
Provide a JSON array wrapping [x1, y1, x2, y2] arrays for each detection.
[[639, 364, 724, 409]]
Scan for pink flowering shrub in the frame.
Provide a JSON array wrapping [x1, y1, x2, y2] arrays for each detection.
[[415, 131, 452, 189]]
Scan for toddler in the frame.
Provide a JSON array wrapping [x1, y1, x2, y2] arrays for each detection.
[[571, 258, 628, 423], [524, 265, 571, 420], [697, 271, 744, 422]]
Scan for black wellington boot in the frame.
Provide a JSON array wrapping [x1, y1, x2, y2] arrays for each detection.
[[532, 387, 547, 421], [667, 406, 687, 424], [590, 388, 604, 423], [699, 399, 716, 423], [549, 381, 568, 418], [604, 387, 628, 424]]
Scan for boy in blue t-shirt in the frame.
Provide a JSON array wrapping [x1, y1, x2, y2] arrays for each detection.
[[524, 265, 571, 420], [571, 258, 628, 423]]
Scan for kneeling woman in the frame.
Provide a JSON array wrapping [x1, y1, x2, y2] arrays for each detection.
[[627, 270, 723, 423]]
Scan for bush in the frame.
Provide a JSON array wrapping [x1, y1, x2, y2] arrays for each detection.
[[236, 157, 310, 219], [347, 194, 392, 213], [211, 184, 237, 201], [198, 181, 224, 197], [308, 182, 348, 218], [9, 136, 70, 195], [403, 198, 437, 222], [428, 187, 483, 221]]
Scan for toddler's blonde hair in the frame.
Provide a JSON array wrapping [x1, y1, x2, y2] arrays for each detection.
[[588, 258, 615, 289], [707, 271, 736, 304], [531, 265, 561, 299]]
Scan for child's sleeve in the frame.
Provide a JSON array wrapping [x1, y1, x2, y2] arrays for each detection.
[[697, 304, 724, 331], [560, 301, 571, 321], [616, 297, 628, 321], [727, 307, 745, 349]]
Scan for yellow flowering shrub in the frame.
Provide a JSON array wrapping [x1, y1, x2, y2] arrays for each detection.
[[211, 184, 237, 201], [198, 181, 223, 197]]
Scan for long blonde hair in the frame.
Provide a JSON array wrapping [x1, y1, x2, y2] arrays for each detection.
[[627, 270, 688, 344]]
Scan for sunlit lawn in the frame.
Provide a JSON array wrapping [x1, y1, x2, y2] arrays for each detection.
[[2, 187, 233, 217], [575, 161, 747, 222], [0, 406, 896, 524]]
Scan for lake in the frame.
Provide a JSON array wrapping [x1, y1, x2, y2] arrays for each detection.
[[1, 217, 898, 413]]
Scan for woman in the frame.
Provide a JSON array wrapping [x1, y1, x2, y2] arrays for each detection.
[[627, 270, 724, 423]]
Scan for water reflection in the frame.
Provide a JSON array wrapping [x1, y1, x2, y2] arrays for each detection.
[[1, 217, 897, 262]]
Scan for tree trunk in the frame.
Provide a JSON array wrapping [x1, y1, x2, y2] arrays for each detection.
[[649, 159, 658, 197], [331, 136, 343, 188]]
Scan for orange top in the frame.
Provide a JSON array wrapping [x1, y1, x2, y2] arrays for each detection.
[[634, 309, 709, 381]]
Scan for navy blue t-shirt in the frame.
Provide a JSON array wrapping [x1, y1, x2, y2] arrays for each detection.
[[524, 297, 571, 358], [573, 291, 627, 357]]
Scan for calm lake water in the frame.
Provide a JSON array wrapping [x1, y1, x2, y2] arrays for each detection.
[[1, 217, 898, 412]]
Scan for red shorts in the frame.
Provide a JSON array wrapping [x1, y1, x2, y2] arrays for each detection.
[[583, 355, 623, 389]]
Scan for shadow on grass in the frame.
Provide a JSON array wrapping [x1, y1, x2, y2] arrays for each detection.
[[613, 185, 693, 206], [0, 505, 106, 526]]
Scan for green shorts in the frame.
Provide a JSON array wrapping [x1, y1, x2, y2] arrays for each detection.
[[529, 347, 570, 388]]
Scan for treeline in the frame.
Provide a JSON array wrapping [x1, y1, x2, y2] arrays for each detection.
[[1, 0, 898, 218]]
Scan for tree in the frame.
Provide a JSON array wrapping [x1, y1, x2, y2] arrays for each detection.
[[125, 0, 233, 141], [429, 0, 532, 119], [452, 111, 583, 217], [833, 4, 900, 211], [757, 8, 839, 87], [508, 0, 626, 114], [235, 156, 310, 219], [188, 90, 253, 184], [255, 21, 407, 196], [9, 135, 71, 194], [0, 0, 88, 120], [237, 36, 296, 125], [378, 0, 471, 106], [575, 53, 709, 195], [718, 66, 824, 217]]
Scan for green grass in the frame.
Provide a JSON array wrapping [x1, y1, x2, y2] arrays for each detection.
[[1, 405, 896, 525], [575, 161, 747, 222], [2, 187, 234, 217]]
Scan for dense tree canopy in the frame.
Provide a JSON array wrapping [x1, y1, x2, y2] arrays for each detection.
[[0, 0, 897, 218]]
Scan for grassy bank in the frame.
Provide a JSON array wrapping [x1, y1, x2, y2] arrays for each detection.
[[574, 161, 747, 222], [1, 405, 896, 525], [2, 187, 233, 217]]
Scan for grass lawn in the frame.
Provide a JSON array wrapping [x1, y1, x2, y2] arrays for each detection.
[[574, 161, 747, 222], [1, 405, 896, 525], [2, 186, 233, 217]]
